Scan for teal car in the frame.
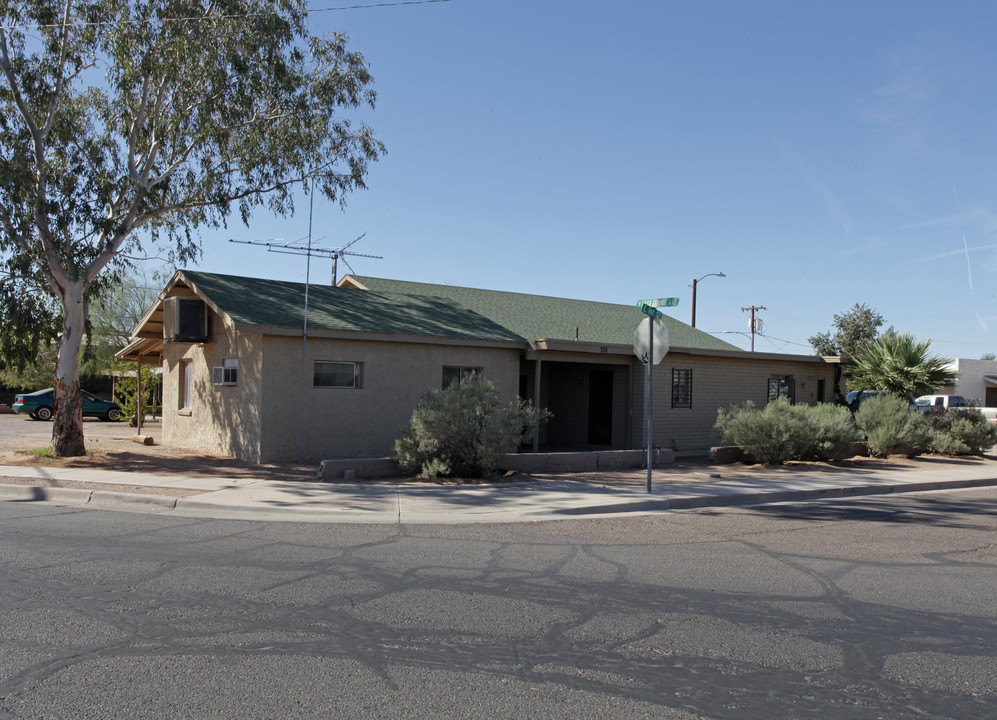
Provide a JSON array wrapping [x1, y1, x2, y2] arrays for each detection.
[[12, 388, 122, 422]]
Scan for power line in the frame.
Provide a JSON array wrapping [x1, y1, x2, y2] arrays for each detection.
[[757, 333, 812, 350], [0, 0, 454, 31]]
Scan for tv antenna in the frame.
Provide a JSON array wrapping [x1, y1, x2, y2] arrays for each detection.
[[229, 233, 382, 285]]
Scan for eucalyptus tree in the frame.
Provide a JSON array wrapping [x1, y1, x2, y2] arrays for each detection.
[[808, 303, 884, 358], [0, 0, 383, 455], [848, 332, 956, 401]]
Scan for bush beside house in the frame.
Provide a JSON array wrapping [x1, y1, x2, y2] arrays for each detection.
[[924, 407, 997, 455], [853, 395, 931, 457], [394, 376, 550, 479], [715, 396, 997, 464], [713, 398, 860, 464]]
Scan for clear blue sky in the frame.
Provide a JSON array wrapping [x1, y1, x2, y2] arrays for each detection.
[[191, 0, 997, 359]]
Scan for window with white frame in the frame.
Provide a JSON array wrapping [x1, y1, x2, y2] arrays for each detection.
[[179, 360, 193, 410], [314, 361, 361, 389], [213, 358, 238, 386], [443, 366, 481, 388]]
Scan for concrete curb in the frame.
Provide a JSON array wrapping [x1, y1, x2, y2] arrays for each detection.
[[0, 485, 92, 504], [0, 485, 178, 511], [89, 491, 178, 510], [543, 477, 997, 515]]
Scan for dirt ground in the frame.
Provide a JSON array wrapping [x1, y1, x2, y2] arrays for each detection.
[[2, 412, 997, 489], [0, 414, 317, 482]]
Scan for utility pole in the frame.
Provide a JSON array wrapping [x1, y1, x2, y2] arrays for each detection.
[[741, 305, 766, 352]]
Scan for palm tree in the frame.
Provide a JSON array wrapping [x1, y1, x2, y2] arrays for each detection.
[[848, 332, 956, 400]]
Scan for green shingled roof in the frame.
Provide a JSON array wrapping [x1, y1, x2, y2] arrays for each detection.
[[178, 271, 739, 351], [179, 271, 524, 343], [345, 276, 740, 351]]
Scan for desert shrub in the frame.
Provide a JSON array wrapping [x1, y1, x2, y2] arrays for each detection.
[[806, 402, 862, 460], [924, 407, 997, 455], [714, 399, 860, 464], [713, 398, 808, 464], [394, 376, 550, 479], [854, 395, 929, 457]]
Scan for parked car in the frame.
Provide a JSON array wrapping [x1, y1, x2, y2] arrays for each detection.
[[845, 390, 917, 411], [914, 394, 967, 412], [12, 388, 122, 421], [845, 390, 890, 409]]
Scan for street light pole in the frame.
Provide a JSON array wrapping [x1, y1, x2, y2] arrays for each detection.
[[691, 272, 725, 327]]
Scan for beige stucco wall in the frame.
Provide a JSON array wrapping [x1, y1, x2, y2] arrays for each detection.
[[948, 358, 997, 405], [258, 335, 522, 463], [631, 352, 837, 452], [161, 309, 265, 461]]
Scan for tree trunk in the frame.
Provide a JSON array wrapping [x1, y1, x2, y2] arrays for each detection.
[[51, 280, 86, 457]]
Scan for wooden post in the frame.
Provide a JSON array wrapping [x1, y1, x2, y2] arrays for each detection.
[[136, 357, 143, 435]]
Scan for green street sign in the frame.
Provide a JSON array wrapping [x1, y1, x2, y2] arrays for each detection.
[[639, 303, 663, 319], [636, 297, 680, 308]]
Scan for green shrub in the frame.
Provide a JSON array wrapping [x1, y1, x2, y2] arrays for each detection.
[[111, 361, 160, 427], [713, 398, 857, 464], [807, 402, 862, 460], [394, 376, 550, 479], [854, 395, 929, 457], [925, 407, 997, 455]]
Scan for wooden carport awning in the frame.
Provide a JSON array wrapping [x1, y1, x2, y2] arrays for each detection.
[[115, 336, 164, 363]]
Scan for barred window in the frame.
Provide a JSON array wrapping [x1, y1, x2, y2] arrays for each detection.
[[671, 368, 692, 408], [768, 375, 795, 403]]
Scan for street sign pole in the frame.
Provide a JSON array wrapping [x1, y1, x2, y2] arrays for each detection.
[[634, 302, 673, 494], [646, 318, 653, 493]]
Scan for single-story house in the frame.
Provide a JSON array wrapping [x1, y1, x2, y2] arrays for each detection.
[[939, 358, 997, 406], [117, 270, 839, 463]]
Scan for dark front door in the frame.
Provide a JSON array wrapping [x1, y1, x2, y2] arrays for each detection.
[[987, 387, 997, 407], [587, 370, 614, 446]]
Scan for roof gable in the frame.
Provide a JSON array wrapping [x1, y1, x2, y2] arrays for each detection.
[[179, 271, 524, 343]]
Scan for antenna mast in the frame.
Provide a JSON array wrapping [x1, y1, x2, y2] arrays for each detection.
[[229, 233, 382, 285]]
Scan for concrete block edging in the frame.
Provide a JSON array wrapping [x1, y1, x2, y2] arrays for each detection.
[[319, 449, 676, 482]]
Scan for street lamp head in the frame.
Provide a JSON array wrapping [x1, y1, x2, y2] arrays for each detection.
[[716, 272, 726, 278]]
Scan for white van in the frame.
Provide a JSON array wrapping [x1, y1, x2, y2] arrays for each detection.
[[914, 395, 967, 412]]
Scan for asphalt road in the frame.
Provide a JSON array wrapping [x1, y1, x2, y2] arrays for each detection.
[[2, 489, 996, 719]]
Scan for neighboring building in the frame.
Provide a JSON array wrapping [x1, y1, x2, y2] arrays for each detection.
[[940, 358, 997, 406], [118, 271, 839, 463]]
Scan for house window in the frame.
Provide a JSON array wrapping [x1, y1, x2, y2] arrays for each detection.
[[314, 361, 361, 389], [443, 366, 481, 388], [213, 358, 238, 386], [768, 375, 795, 403], [179, 360, 193, 410], [671, 368, 692, 408]]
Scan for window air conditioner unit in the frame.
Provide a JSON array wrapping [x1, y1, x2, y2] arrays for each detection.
[[163, 297, 208, 342], [213, 360, 238, 386]]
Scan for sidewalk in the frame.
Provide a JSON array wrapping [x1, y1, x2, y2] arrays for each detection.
[[3, 461, 997, 524]]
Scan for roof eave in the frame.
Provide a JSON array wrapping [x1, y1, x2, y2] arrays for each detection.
[[236, 322, 526, 349]]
